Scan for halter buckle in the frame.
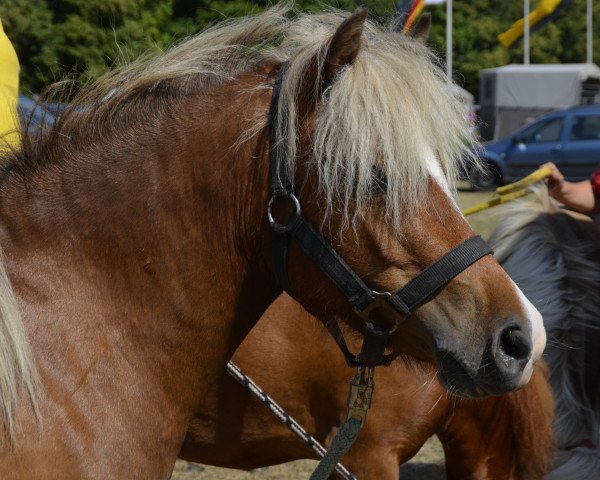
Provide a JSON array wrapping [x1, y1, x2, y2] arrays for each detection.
[[267, 193, 301, 233]]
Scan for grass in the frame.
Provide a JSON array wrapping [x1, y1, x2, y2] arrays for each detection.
[[171, 436, 446, 479], [456, 186, 504, 239]]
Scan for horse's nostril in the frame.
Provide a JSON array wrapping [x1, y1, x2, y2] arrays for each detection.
[[476, 324, 533, 394], [500, 327, 531, 361]]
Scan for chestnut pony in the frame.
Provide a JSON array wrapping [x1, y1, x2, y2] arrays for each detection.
[[0, 6, 544, 478], [489, 189, 600, 480], [181, 293, 555, 480]]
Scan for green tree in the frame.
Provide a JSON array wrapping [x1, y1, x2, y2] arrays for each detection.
[[1, 0, 176, 94], [49, 0, 174, 84], [0, 0, 57, 93]]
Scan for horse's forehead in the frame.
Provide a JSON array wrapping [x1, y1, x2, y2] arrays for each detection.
[[423, 150, 459, 211]]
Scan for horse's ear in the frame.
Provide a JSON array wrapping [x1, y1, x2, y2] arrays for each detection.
[[408, 13, 431, 43], [294, 9, 366, 120], [322, 8, 367, 88]]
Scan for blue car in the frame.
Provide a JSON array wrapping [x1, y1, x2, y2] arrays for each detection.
[[470, 105, 600, 190]]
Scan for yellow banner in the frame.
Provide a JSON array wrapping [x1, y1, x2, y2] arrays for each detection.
[[498, 0, 562, 48]]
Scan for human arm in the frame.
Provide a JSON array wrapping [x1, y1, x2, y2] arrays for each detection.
[[540, 162, 600, 215]]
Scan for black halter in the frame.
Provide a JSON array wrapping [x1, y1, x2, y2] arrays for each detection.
[[267, 66, 493, 368]]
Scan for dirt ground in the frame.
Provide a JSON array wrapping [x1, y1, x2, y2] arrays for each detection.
[[171, 436, 446, 480], [170, 189, 499, 480]]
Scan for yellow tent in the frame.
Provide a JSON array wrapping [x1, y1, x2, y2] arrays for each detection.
[[0, 18, 20, 149]]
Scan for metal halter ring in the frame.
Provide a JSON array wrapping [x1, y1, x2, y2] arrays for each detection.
[[356, 291, 405, 333], [268, 193, 301, 233]]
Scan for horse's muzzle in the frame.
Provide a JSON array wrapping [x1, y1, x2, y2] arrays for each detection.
[[436, 319, 534, 397]]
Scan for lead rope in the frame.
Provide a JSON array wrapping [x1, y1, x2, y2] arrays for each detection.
[[226, 362, 358, 480], [310, 418, 362, 479], [309, 366, 374, 480]]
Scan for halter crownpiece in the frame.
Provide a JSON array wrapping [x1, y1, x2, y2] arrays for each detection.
[[267, 62, 493, 368]]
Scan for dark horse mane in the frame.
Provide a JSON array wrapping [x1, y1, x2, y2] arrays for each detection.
[[489, 187, 600, 479]]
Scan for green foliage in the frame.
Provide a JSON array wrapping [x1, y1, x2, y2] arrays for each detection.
[[0, 0, 56, 93], [1, 0, 174, 93], [1, 0, 599, 101]]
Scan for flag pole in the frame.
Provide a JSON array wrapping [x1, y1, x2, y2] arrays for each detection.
[[524, 0, 530, 65], [588, 0, 593, 64], [446, 0, 452, 81]]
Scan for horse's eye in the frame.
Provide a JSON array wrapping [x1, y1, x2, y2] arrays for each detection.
[[369, 166, 388, 195]]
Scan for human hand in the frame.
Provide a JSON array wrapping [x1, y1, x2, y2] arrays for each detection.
[[540, 162, 564, 197]]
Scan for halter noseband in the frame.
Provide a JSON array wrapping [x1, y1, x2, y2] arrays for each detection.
[[267, 65, 493, 368]]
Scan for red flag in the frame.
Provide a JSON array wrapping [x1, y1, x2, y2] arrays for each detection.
[[396, 1, 426, 32], [404, 0, 425, 32]]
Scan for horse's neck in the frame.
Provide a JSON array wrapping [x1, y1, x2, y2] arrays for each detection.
[[0, 79, 279, 434]]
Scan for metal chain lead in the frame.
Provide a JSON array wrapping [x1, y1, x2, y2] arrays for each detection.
[[226, 361, 358, 480]]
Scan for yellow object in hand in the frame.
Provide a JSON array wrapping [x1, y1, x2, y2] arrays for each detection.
[[462, 167, 552, 216]]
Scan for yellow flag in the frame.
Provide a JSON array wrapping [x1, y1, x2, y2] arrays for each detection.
[[498, 0, 567, 48]]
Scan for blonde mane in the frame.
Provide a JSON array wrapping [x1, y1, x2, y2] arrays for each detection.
[[277, 11, 477, 230], [0, 247, 38, 441]]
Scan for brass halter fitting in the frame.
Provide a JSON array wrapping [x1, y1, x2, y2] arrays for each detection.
[[355, 290, 405, 333], [346, 366, 374, 427]]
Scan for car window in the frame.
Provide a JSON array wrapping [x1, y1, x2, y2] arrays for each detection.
[[569, 115, 600, 141], [520, 118, 564, 143]]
